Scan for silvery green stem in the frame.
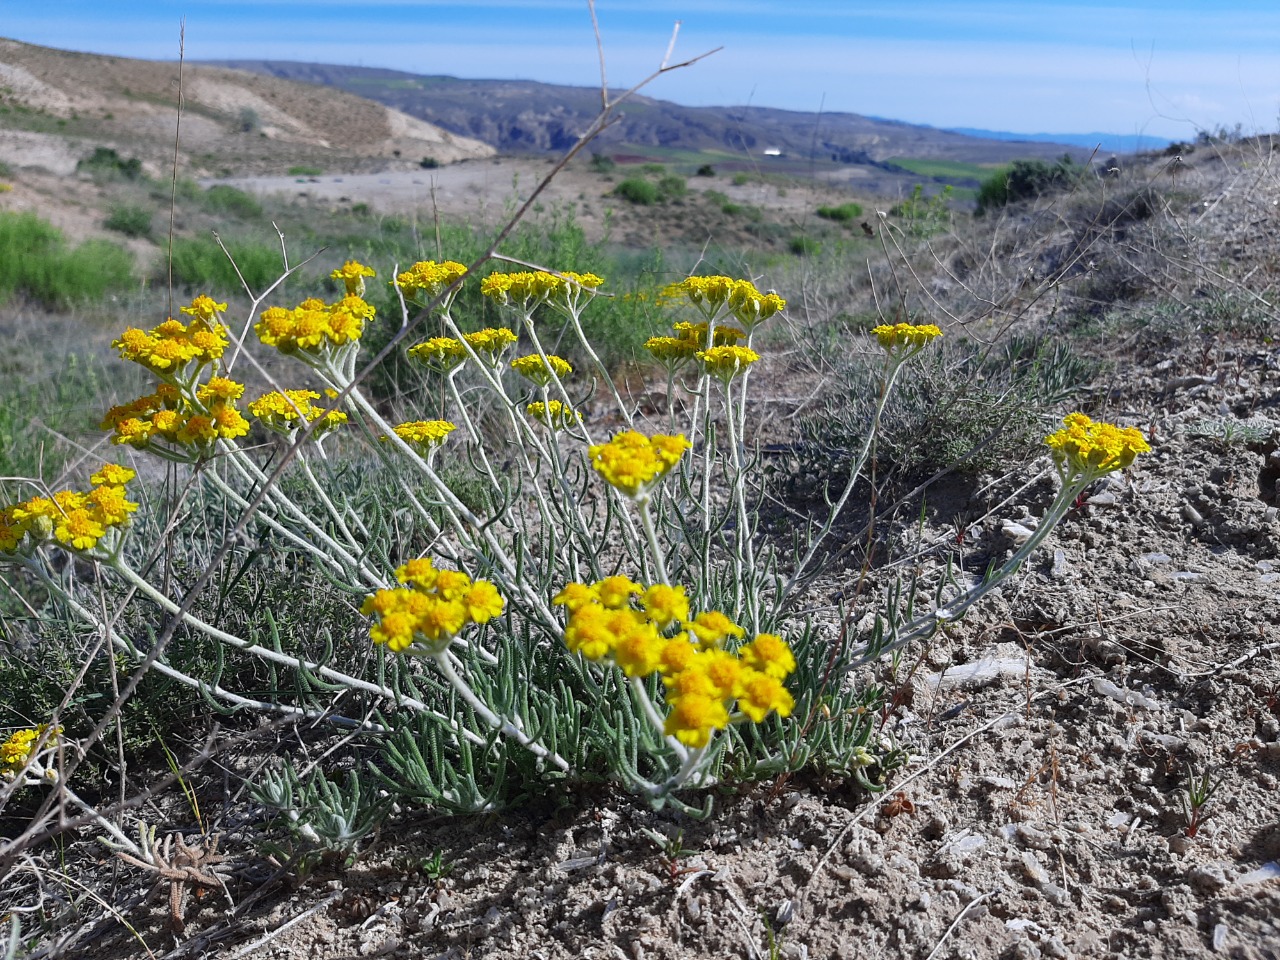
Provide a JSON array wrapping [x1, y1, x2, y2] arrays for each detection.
[[776, 352, 906, 610], [722, 375, 757, 631], [295, 450, 363, 556], [103, 560, 489, 746], [219, 446, 384, 587], [637, 496, 668, 587], [626, 674, 688, 763], [562, 303, 633, 426], [432, 653, 571, 772], [865, 470, 1095, 663]]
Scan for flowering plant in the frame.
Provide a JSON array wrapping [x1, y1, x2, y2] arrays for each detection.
[[0, 257, 1148, 819]]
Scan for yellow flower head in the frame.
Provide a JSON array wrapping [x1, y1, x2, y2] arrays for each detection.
[[526, 400, 582, 430], [736, 670, 795, 723], [388, 420, 457, 453], [641, 583, 690, 628], [1044, 413, 1151, 477], [197, 377, 246, 405], [395, 260, 468, 306], [0, 725, 57, 777], [696, 345, 760, 382], [364, 564, 502, 654], [180, 295, 228, 324], [463, 327, 519, 359], [612, 616, 665, 678], [644, 336, 698, 367], [248, 389, 348, 440], [673, 321, 747, 349], [552, 581, 598, 612], [595, 574, 641, 610], [511, 353, 572, 386], [331, 260, 376, 297], [663, 276, 784, 329], [684, 610, 746, 648], [90, 463, 136, 487], [481, 270, 601, 314], [739, 632, 797, 680], [871, 322, 943, 352], [663, 693, 730, 748], [588, 430, 690, 500], [407, 337, 467, 372]]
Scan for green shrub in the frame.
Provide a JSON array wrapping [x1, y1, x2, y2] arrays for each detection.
[[77, 146, 142, 179], [288, 165, 323, 177], [166, 235, 283, 293], [104, 203, 153, 238], [614, 177, 659, 205], [816, 202, 863, 224], [656, 174, 687, 201], [420, 156, 440, 169], [696, 164, 716, 177], [589, 153, 616, 173], [201, 184, 263, 219], [731, 173, 750, 186], [641, 163, 665, 175], [789, 235, 821, 256], [0, 212, 135, 307], [976, 156, 1081, 215]]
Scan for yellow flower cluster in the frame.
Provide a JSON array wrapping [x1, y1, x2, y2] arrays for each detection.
[[408, 327, 519, 372], [101, 382, 251, 453], [0, 725, 56, 777], [481, 270, 605, 316], [696, 345, 760, 381], [1, 465, 137, 555], [526, 400, 582, 430], [362, 557, 504, 654], [871, 322, 943, 351], [112, 301, 230, 379], [255, 294, 375, 355], [407, 336, 467, 371], [386, 420, 457, 454], [644, 315, 751, 370], [553, 577, 795, 748], [511, 353, 572, 386], [0, 183, 12, 194], [661, 276, 786, 329], [247, 389, 348, 438], [1044, 413, 1151, 476], [588, 431, 690, 500], [394, 260, 468, 301], [331, 260, 376, 297]]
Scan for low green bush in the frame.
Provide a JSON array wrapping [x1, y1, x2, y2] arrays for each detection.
[[615, 177, 659, 205], [288, 165, 323, 177], [656, 175, 688, 201], [202, 184, 263, 219], [166, 235, 284, 293], [77, 146, 142, 180], [816, 202, 863, 224], [104, 203, 153, 238], [976, 156, 1081, 215], [0, 212, 135, 307]]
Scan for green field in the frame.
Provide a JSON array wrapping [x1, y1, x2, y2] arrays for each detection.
[[885, 156, 995, 181]]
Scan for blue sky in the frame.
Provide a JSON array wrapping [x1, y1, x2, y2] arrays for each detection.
[[4, 1, 1278, 139]]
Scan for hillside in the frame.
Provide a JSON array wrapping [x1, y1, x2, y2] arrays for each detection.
[[206, 61, 1088, 167], [0, 39, 494, 179]]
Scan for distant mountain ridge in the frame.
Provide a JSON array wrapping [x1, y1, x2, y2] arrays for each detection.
[[206, 60, 1095, 166]]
